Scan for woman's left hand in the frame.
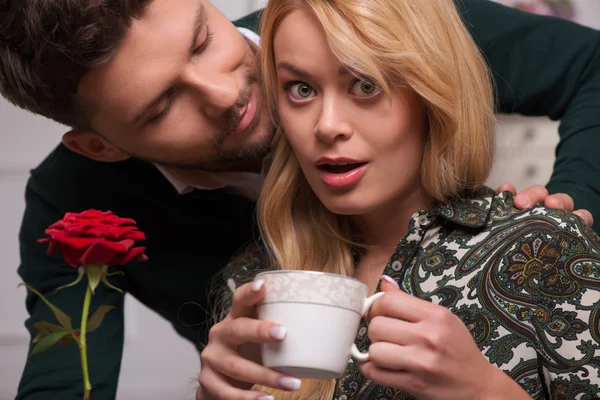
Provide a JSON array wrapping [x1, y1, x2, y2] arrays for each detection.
[[359, 277, 529, 400]]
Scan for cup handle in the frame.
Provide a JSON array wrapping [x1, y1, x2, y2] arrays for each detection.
[[350, 292, 385, 362]]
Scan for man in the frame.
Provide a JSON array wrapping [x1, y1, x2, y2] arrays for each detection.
[[1, 0, 598, 398]]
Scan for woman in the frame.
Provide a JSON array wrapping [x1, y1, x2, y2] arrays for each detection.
[[198, 0, 600, 399]]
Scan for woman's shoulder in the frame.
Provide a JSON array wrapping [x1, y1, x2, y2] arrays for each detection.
[[436, 188, 600, 295], [489, 190, 600, 248], [478, 190, 600, 300]]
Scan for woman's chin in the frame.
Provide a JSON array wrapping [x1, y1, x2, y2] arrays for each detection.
[[320, 199, 368, 216]]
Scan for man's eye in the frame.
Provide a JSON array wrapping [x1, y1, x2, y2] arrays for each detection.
[[193, 28, 214, 55], [149, 97, 173, 124], [283, 81, 316, 101]]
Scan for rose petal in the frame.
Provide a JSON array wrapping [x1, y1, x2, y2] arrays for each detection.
[[110, 247, 147, 265], [55, 235, 134, 251], [114, 218, 137, 226], [49, 235, 103, 250], [122, 231, 146, 241], [117, 239, 135, 251], [84, 226, 139, 240], [52, 242, 88, 267], [79, 241, 120, 265], [46, 240, 59, 257]]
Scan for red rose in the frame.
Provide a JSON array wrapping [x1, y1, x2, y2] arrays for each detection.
[[38, 210, 148, 267]]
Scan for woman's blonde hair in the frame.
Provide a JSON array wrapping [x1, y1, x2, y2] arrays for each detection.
[[253, 0, 495, 397]]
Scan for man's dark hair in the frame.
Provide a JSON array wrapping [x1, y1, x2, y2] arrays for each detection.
[[0, 0, 153, 129]]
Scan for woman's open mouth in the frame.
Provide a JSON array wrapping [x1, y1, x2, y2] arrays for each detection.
[[316, 159, 368, 188]]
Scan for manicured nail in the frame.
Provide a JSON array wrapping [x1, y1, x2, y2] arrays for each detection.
[[257, 396, 275, 400], [381, 275, 400, 289], [280, 376, 302, 391], [251, 279, 265, 292], [269, 325, 287, 340]]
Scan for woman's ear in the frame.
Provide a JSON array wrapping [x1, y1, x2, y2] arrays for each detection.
[[62, 131, 130, 162]]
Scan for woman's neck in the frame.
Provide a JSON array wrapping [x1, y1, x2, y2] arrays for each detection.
[[352, 186, 431, 294], [353, 186, 431, 257]]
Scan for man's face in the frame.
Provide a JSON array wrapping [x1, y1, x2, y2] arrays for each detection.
[[78, 0, 272, 170]]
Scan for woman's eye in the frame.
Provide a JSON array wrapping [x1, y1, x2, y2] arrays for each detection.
[[350, 79, 380, 97], [287, 82, 316, 101]]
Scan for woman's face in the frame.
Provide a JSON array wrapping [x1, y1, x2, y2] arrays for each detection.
[[273, 9, 429, 217]]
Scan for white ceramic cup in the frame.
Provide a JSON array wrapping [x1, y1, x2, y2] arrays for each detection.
[[256, 270, 384, 379]]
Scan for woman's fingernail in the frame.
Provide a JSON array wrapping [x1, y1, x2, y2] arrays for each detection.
[[381, 275, 400, 289], [269, 325, 287, 340], [257, 396, 275, 400], [280, 376, 302, 391], [251, 279, 265, 292]]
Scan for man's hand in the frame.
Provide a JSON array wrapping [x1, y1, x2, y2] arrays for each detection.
[[496, 183, 594, 227]]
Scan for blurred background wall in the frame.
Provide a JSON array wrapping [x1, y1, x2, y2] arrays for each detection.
[[0, 1, 598, 399]]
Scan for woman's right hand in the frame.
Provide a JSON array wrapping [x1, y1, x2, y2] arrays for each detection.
[[197, 279, 302, 400]]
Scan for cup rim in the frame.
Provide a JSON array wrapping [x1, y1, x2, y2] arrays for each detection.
[[255, 270, 366, 286]]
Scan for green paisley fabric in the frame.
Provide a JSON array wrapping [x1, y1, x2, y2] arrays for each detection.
[[334, 187, 600, 399]]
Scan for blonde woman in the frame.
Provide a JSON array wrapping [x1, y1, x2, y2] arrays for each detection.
[[197, 1, 600, 399]]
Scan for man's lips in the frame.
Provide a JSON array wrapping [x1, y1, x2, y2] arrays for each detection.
[[233, 88, 257, 135]]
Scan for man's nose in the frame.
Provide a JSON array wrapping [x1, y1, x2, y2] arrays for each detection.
[[184, 69, 240, 119]]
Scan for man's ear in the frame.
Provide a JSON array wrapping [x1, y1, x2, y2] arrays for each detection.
[[62, 131, 130, 162]]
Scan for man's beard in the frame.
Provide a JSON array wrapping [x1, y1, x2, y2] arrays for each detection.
[[127, 67, 274, 171]]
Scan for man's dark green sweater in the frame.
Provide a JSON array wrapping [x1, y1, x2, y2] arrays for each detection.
[[14, 1, 600, 399]]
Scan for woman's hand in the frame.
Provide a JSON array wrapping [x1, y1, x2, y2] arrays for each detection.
[[359, 277, 531, 400], [197, 280, 302, 400]]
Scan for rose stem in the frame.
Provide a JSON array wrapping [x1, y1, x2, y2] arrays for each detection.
[[80, 281, 93, 400]]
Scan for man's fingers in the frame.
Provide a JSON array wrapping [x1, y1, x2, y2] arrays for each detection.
[[574, 209, 594, 227], [230, 280, 267, 319], [513, 185, 548, 209], [544, 193, 575, 211], [213, 317, 287, 346], [496, 183, 516, 195]]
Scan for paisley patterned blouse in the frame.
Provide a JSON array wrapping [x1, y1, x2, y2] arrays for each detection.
[[334, 187, 600, 399], [221, 187, 600, 399]]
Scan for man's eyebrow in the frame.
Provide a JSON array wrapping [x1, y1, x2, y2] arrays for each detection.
[[188, 3, 207, 56], [130, 3, 206, 125], [277, 62, 351, 78]]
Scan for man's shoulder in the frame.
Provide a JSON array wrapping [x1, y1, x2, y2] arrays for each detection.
[[27, 144, 171, 211], [233, 9, 262, 33]]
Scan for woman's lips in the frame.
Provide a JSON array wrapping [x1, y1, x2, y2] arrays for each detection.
[[317, 161, 368, 188]]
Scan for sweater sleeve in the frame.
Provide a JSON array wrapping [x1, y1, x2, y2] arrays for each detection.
[[458, 0, 600, 231]]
